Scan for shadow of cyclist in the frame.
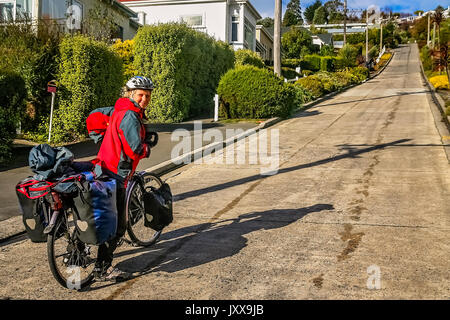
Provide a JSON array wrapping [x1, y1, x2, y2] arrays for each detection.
[[114, 204, 334, 276]]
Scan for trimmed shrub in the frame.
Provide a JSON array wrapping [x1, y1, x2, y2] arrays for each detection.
[[217, 65, 297, 119], [303, 54, 322, 71], [0, 71, 26, 163], [111, 39, 138, 84], [134, 23, 234, 123], [349, 67, 370, 82], [314, 72, 339, 93], [295, 76, 326, 99], [282, 58, 303, 69], [235, 49, 264, 68], [267, 66, 301, 80], [0, 21, 61, 133], [50, 35, 124, 143], [333, 70, 359, 87], [320, 56, 335, 72], [288, 82, 314, 104]]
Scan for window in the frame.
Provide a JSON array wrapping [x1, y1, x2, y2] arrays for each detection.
[[0, 0, 31, 22], [244, 18, 255, 50], [231, 16, 238, 42], [180, 14, 203, 27], [41, 0, 82, 31]]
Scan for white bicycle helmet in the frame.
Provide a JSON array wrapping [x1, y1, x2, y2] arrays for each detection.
[[126, 76, 155, 91]]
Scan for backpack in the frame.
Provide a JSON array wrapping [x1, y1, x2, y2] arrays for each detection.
[[143, 183, 173, 231], [86, 106, 114, 144], [16, 178, 52, 243]]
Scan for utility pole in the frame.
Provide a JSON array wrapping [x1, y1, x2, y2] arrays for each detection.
[[366, 10, 369, 64], [343, 0, 347, 45], [274, 0, 282, 76], [432, 22, 436, 49], [380, 21, 383, 53], [427, 13, 430, 46]]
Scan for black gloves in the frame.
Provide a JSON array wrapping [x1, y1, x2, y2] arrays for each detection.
[[145, 131, 159, 148]]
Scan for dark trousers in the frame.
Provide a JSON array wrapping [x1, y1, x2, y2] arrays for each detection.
[[96, 183, 127, 268]]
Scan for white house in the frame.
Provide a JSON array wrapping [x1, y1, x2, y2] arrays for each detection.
[[119, 0, 262, 51], [0, 0, 139, 40]]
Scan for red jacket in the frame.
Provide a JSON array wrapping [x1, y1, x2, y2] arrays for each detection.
[[92, 98, 149, 181]]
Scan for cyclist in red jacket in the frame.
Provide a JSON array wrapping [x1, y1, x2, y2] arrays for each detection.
[[92, 76, 154, 282]]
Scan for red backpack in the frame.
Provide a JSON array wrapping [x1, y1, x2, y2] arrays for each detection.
[[86, 106, 115, 144]]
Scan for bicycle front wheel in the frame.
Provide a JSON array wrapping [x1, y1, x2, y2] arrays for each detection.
[[47, 210, 97, 290], [126, 172, 162, 247]]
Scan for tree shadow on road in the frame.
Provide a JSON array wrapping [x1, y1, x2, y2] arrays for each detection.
[[87, 204, 334, 291], [172, 139, 412, 203]]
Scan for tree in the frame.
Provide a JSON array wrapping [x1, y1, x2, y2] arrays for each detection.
[[257, 17, 274, 28], [283, 0, 303, 27], [281, 27, 313, 59], [304, 0, 322, 24], [324, 0, 344, 24], [313, 6, 328, 25], [338, 44, 358, 67]]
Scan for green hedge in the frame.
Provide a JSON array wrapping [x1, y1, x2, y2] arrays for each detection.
[[50, 35, 124, 143], [235, 49, 264, 68], [295, 76, 326, 99], [303, 55, 322, 71], [294, 67, 368, 100], [0, 22, 60, 133], [348, 67, 369, 82], [217, 65, 297, 119], [134, 23, 234, 123], [0, 71, 26, 163]]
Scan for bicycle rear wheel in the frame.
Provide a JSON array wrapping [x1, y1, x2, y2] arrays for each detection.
[[126, 172, 162, 247], [47, 210, 97, 290]]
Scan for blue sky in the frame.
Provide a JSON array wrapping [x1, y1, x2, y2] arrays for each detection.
[[251, 0, 449, 18]]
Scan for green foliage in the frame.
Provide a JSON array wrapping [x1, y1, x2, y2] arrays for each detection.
[[303, 54, 322, 71], [304, 0, 322, 24], [368, 46, 379, 60], [338, 44, 359, 68], [295, 76, 325, 99], [282, 59, 303, 69], [111, 39, 138, 84], [320, 44, 335, 56], [134, 23, 235, 123], [0, 71, 26, 163], [313, 6, 328, 25], [235, 49, 264, 68], [0, 21, 61, 133], [294, 67, 368, 100], [51, 35, 124, 143], [348, 67, 370, 82], [283, 0, 303, 27], [320, 56, 335, 71], [217, 65, 297, 119], [281, 27, 313, 59], [257, 17, 274, 28]]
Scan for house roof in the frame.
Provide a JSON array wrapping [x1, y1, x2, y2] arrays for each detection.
[[313, 33, 333, 44], [118, 0, 262, 20], [113, 0, 138, 18]]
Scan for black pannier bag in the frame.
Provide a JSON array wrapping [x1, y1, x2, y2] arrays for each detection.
[[143, 182, 173, 231], [72, 173, 118, 245], [15, 178, 52, 243]]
